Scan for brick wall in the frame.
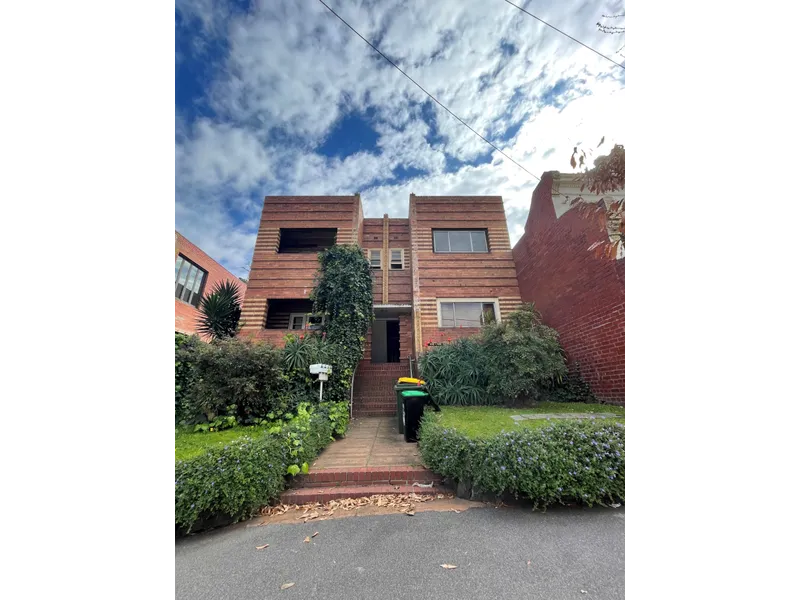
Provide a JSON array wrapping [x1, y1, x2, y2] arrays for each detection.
[[512, 173, 625, 404], [174, 231, 247, 339], [240, 195, 361, 344], [409, 195, 523, 355]]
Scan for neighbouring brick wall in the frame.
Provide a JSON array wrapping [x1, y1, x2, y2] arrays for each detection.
[[512, 173, 625, 404], [410, 195, 523, 355], [175, 232, 247, 339]]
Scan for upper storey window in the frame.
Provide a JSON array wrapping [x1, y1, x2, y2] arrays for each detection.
[[278, 228, 337, 253], [432, 230, 488, 253]]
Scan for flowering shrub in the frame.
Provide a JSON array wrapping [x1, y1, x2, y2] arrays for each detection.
[[175, 410, 333, 532], [418, 414, 624, 507]]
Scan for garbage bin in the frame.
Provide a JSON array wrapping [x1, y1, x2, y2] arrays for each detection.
[[394, 380, 427, 434], [401, 389, 440, 443]]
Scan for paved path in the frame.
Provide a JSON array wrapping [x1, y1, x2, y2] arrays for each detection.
[[176, 505, 625, 600], [312, 417, 422, 468]]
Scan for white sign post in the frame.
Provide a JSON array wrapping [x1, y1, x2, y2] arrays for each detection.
[[310, 364, 332, 402]]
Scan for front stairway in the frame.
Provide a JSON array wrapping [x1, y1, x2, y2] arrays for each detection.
[[351, 361, 410, 417]]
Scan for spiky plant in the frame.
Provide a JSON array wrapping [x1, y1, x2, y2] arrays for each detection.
[[197, 280, 243, 340]]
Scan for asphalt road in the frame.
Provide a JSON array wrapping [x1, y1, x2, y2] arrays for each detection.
[[176, 505, 625, 600]]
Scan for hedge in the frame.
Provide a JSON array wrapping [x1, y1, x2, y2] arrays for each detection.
[[418, 413, 624, 508], [175, 408, 334, 532]]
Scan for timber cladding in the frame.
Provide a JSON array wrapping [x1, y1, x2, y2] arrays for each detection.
[[409, 195, 522, 353]]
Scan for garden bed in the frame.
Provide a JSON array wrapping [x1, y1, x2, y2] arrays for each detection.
[[418, 406, 625, 508]]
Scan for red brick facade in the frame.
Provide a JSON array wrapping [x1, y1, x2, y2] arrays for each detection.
[[237, 188, 623, 410], [512, 173, 625, 404], [174, 231, 247, 339]]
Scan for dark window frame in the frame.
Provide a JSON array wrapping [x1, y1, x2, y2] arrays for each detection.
[[432, 229, 489, 253], [175, 254, 208, 308]]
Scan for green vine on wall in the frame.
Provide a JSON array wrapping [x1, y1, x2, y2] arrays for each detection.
[[310, 244, 374, 395]]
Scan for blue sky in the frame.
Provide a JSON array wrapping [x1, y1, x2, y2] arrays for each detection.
[[175, 0, 625, 277]]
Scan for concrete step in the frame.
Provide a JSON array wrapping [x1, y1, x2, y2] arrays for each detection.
[[279, 483, 449, 505]]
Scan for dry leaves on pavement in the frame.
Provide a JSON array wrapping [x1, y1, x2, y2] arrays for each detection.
[[255, 544, 269, 550], [280, 583, 295, 590], [260, 493, 452, 523], [440, 564, 458, 569]]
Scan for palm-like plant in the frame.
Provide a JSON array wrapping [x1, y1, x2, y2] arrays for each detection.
[[197, 280, 243, 340]]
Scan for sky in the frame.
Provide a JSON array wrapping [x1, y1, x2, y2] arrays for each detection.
[[175, 0, 626, 278]]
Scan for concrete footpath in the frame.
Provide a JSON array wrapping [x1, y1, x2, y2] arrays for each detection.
[[176, 505, 625, 600]]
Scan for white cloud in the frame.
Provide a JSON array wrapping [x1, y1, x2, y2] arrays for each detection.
[[176, 0, 626, 270]]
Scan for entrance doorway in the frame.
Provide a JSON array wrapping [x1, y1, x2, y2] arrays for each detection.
[[370, 319, 401, 363]]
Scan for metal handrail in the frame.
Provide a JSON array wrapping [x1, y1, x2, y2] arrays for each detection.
[[349, 361, 357, 419]]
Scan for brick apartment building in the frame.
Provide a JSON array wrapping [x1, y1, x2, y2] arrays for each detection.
[[239, 185, 624, 412], [175, 231, 248, 339], [239, 195, 523, 415]]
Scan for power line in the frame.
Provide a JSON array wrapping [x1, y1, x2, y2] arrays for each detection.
[[315, 0, 541, 182], [502, 0, 625, 70]]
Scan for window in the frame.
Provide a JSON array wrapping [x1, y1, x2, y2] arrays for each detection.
[[369, 249, 382, 269], [278, 228, 337, 253], [432, 230, 488, 253], [390, 249, 403, 270], [175, 255, 207, 307], [438, 300, 498, 328], [289, 313, 324, 330]]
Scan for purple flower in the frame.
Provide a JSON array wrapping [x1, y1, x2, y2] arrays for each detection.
[[190, 504, 195, 508], [500, 466, 506, 471], [517, 457, 523, 462]]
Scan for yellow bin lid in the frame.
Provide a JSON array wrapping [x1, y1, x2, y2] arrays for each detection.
[[397, 377, 426, 385]]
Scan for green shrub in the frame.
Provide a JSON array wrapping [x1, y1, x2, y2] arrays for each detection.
[[187, 337, 285, 423], [175, 333, 203, 424], [481, 304, 567, 402], [175, 408, 334, 531], [542, 368, 598, 403], [419, 304, 567, 405], [320, 400, 350, 436], [418, 338, 493, 405], [418, 413, 624, 508]]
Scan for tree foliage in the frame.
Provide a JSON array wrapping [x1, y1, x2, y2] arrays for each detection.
[[197, 280, 243, 340], [569, 142, 625, 259]]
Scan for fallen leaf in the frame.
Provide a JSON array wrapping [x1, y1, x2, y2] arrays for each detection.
[[451, 509, 461, 514], [256, 544, 269, 550], [311, 531, 319, 538], [527, 560, 531, 567], [406, 511, 415, 516], [610, 503, 621, 509], [580, 590, 587, 594], [440, 564, 457, 569], [303, 536, 311, 543], [281, 583, 295, 590]]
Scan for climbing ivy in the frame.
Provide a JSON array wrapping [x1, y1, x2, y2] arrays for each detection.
[[310, 244, 373, 402]]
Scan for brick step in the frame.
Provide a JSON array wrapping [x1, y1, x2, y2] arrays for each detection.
[[280, 483, 449, 505], [354, 410, 397, 417], [353, 401, 397, 409], [352, 395, 397, 401], [294, 466, 442, 488]]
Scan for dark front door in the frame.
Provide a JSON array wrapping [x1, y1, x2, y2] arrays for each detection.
[[386, 320, 400, 363]]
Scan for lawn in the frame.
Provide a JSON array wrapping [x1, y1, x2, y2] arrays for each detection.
[[432, 402, 625, 438], [175, 425, 271, 461]]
